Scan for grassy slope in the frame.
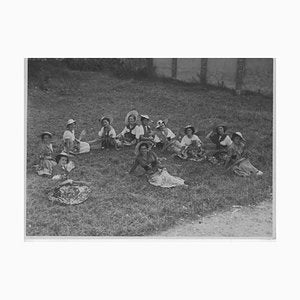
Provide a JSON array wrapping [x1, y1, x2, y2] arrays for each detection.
[[26, 70, 273, 236]]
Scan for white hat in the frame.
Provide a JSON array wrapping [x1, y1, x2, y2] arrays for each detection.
[[232, 132, 246, 142], [67, 119, 76, 126], [140, 114, 150, 120], [156, 119, 168, 129], [125, 110, 139, 125]]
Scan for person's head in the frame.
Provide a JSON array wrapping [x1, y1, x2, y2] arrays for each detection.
[[139, 142, 150, 155], [141, 115, 150, 126], [232, 132, 245, 145], [156, 120, 166, 130], [128, 115, 136, 126], [217, 126, 225, 135], [55, 153, 69, 166], [100, 116, 112, 128], [184, 125, 195, 137], [41, 132, 52, 144], [66, 119, 76, 131]]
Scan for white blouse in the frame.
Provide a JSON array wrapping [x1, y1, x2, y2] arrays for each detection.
[[180, 134, 202, 147], [98, 126, 117, 138], [63, 130, 75, 142]]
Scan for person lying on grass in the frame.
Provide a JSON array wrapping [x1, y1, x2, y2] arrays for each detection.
[[129, 141, 187, 188], [117, 110, 140, 147], [179, 125, 206, 161], [63, 119, 90, 155], [88, 116, 120, 150], [205, 124, 232, 164], [224, 132, 263, 177], [138, 114, 156, 142], [48, 152, 91, 205], [35, 131, 57, 176]]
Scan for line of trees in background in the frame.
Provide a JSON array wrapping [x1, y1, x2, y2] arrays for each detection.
[[28, 58, 155, 84]]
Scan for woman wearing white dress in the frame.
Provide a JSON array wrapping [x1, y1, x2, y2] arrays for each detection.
[[129, 141, 187, 188], [63, 119, 90, 154], [117, 110, 140, 146], [180, 125, 206, 161]]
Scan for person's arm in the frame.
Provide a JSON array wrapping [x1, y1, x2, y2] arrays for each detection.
[[194, 135, 202, 147], [225, 147, 234, 168], [117, 127, 127, 138], [129, 159, 140, 174], [88, 129, 103, 144], [64, 138, 73, 154], [205, 130, 214, 139], [151, 151, 164, 170], [109, 128, 117, 138]]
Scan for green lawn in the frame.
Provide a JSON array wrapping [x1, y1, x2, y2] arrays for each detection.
[[26, 69, 273, 236]]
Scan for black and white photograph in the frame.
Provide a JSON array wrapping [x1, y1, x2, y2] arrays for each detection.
[[4, 1, 300, 299], [26, 58, 274, 237]]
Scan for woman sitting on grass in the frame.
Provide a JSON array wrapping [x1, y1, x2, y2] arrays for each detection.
[[224, 132, 263, 177], [35, 132, 57, 176], [180, 125, 206, 161], [206, 124, 232, 164], [48, 152, 91, 205], [153, 119, 185, 158], [117, 110, 140, 146], [129, 141, 187, 188], [89, 116, 120, 150], [138, 114, 156, 142], [153, 119, 176, 149], [63, 119, 90, 155]]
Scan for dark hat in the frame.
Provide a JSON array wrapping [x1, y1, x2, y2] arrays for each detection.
[[40, 131, 53, 139], [184, 125, 195, 134], [215, 124, 228, 133], [55, 152, 70, 164], [134, 141, 153, 156], [99, 116, 113, 125]]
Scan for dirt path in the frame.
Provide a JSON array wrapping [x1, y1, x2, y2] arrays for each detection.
[[159, 200, 274, 238]]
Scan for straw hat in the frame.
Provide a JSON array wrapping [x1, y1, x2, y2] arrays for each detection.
[[99, 115, 113, 125], [125, 110, 139, 125], [134, 141, 154, 156], [184, 125, 195, 134], [232, 132, 246, 142], [40, 131, 53, 139], [55, 152, 70, 164], [67, 119, 76, 126], [156, 118, 168, 129], [140, 114, 150, 120]]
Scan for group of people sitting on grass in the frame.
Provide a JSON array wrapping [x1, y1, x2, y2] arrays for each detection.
[[35, 109, 263, 205]]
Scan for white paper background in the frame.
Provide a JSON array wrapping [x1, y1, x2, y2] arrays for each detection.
[[1, 1, 299, 299]]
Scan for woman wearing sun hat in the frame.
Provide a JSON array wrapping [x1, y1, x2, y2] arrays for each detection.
[[129, 141, 187, 187], [153, 119, 184, 157], [89, 116, 120, 150], [63, 119, 90, 154], [117, 110, 140, 146], [35, 131, 57, 176], [48, 152, 91, 205], [225, 132, 263, 177], [138, 114, 155, 142], [180, 125, 206, 161], [153, 119, 176, 148]]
